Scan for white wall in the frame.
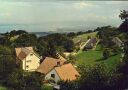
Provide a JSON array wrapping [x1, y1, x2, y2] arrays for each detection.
[[45, 69, 60, 83], [113, 38, 122, 47], [22, 52, 40, 71]]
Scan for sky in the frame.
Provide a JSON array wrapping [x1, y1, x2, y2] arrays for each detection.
[[0, 0, 128, 33]]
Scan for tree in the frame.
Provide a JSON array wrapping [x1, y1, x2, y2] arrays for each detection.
[[7, 69, 24, 89], [9, 30, 27, 37], [0, 46, 17, 84], [78, 63, 108, 90], [112, 46, 122, 55], [119, 10, 128, 33], [22, 72, 44, 90], [119, 19, 128, 33], [117, 10, 128, 90], [96, 26, 119, 49], [87, 36, 91, 40], [67, 32, 76, 38], [36, 33, 75, 59], [63, 39, 75, 52], [36, 39, 49, 59], [103, 49, 110, 59], [97, 26, 118, 39], [119, 40, 128, 74], [67, 55, 76, 64], [119, 10, 128, 20], [8, 71, 44, 90], [78, 63, 124, 90], [118, 40, 128, 89], [0, 36, 10, 46], [58, 80, 79, 90], [13, 33, 37, 47]]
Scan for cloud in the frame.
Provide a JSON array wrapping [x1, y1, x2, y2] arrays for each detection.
[[73, 2, 92, 9], [104, 1, 128, 5], [83, 13, 108, 22], [0, 1, 127, 33], [0, 12, 11, 17]]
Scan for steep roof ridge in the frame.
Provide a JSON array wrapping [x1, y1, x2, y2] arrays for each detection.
[[54, 63, 79, 81], [36, 57, 66, 74], [21, 48, 30, 55], [115, 37, 123, 43], [15, 47, 38, 61]]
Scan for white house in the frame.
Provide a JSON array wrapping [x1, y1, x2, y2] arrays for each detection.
[[80, 38, 97, 50], [112, 37, 123, 47], [45, 63, 80, 83], [15, 47, 40, 71], [36, 57, 66, 75], [36, 57, 79, 83]]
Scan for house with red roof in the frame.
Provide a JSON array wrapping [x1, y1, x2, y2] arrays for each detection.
[[15, 47, 40, 71], [36, 57, 79, 83]]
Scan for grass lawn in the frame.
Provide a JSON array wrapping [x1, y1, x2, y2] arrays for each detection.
[[103, 54, 122, 70], [76, 50, 103, 66], [73, 32, 97, 44], [42, 84, 53, 90], [75, 44, 122, 71], [0, 86, 7, 90]]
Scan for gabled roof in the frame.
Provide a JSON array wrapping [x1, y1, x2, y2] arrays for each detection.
[[36, 57, 66, 74], [15, 47, 34, 60], [86, 38, 97, 46], [113, 37, 123, 43], [55, 63, 79, 81]]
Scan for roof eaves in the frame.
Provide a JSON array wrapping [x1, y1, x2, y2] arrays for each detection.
[[54, 67, 62, 80]]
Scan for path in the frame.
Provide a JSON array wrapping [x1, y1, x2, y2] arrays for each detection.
[[80, 39, 91, 50]]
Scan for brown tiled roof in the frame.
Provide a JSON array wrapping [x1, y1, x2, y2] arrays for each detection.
[[36, 57, 66, 74], [55, 63, 79, 81], [15, 47, 34, 60], [18, 51, 27, 60], [15, 48, 21, 57], [87, 38, 97, 45]]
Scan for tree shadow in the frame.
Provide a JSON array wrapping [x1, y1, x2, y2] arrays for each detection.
[[95, 54, 118, 62], [95, 58, 104, 62]]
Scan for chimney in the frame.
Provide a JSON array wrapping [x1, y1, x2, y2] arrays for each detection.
[[57, 61, 60, 66]]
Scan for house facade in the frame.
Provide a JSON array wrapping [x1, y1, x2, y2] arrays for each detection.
[[36, 57, 66, 74], [112, 37, 123, 47], [37, 57, 79, 83], [82, 38, 97, 50], [45, 63, 80, 83], [45, 69, 60, 83], [15, 47, 40, 71]]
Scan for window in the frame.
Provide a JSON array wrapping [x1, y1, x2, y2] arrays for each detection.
[[26, 60, 31, 63], [51, 74, 55, 78], [26, 65, 29, 68], [30, 53, 33, 56]]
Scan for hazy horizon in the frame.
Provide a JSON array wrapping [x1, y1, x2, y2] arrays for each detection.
[[0, 1, 127, 33]]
